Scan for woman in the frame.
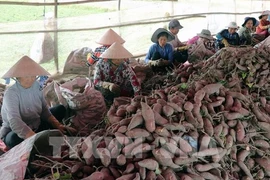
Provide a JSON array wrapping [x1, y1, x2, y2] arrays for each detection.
[[86, 28, 125, 66], [256, 11, 270, 39], [187, 29, 216, 62], [216, 22, 240, 49], [94, 42, 141, 104], [238, 17, 259, 45], [145, 28, 175, 72], [0, 56, 76, 149], [168, 19, 189, 64]]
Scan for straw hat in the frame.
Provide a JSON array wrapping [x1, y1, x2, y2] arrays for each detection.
[[95, 29, 125, 46], [227, 22, 239, 29], [100, 42, 133, 59], [2, 55, 50, 78], [151, 28, 175, 43], [197, 29, 213, 40], [242, 17, 257, 27]]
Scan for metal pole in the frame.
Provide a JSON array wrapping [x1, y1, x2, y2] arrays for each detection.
[[54, 0, 59, 73], [118, 0, 121, 11]]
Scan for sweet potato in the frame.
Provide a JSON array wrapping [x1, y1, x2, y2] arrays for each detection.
[[195, 163, 221, 172], [238, 161, 253, 179], [200, 172, 220, 180], [227, 120, 238, 127], [110, 145, 121, 158], [117, 126, 127, 133], [157, 99, 167, 106], [203, 117, 214, 136], [214, 124, 223, 136], [162, 105, 174, 117], [115, 132, 131, 146], [192, 147, 223, 157], [122, 138, 144, 155], [184, 101, 194, 111], [141, 102, 156, 132], [177, 137, 193, 153], [202, 83, 223, 95], [161, 168, 178, 180], [227, 91, 250, 103], [174, 157, 197, 165], [164, 123, 186, 132], [225, 135, 234, 150], [138, 159, 159, 171], [152, 136, 167, 147], [126, 104, 137, 114], [152, 103, 163, 114], [139, 166, 146, 180], [116, 173, 136, 180], [254, 139, 270, 149], [185, 111, 198, 126], [194, 89, 206, 105], [167, 102, 183, 112], [88, 172, 104, 180], [236, 121, 245, 142], [154, 110, 169, 125], [152, 148, 179, 169], [212, 149, 227, 163], [116, 154, 126, 166], [199, 134, 210, 151], [116, 108, 127, 117], [131, 143, 152, 156], [123, 163, 135, 175], [128, 113, 144, 130], [156, 174, 166, 180], [96, 148, 111, 167], [164, 142, 187, 157], [224, 112, 244, 120], [109, 166, 121, 178], [155, 126, 171, 137], [192, 104, 204, 128], [126, 128, 150, 138]]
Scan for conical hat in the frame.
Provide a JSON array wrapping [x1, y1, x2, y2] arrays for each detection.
[[2, 55, 50, 78], [96, 29, 125, 46], [100, 42, 133, 59]]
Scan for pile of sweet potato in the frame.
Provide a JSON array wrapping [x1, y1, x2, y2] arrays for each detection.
[[28, 46, 270, 180]]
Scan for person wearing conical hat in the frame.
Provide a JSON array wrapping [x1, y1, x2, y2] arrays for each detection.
[[145, 28, 175, 73], [93, 42, 141, 104], [216, 22, 240, 49], [0, 56, 77, 149], [86, 28, 125, 66], [256, 11, 270, 39]]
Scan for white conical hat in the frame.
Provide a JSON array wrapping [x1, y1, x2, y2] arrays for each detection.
[[100, 42, 133, 59], [96, 29, 125, 46], [2, 55, 50, 78]]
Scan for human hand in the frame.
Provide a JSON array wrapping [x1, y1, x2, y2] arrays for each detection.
[[109, 83, 121, 95], [25, 130, 36, 139], [148, 60, 160, 67], [157, 59, 169, 66]]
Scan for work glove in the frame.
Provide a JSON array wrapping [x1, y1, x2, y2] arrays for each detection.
[[148, 60, 160, 67], [102, 82, 121, 95], [157, 59, 169, 66], [48, 116, 77, 135], [177, 45, 189, 51], [221, 39, 230, 47]]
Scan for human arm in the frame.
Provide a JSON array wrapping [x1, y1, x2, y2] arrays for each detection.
[[167, 44, 174, 64], [123, 64, 141, 94], [259, 20, 270, 30], [145, 45, 155, 63], [3, 89, 35, 139]]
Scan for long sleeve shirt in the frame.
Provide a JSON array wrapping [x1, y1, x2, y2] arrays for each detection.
[[145, 43, 174, 63], [256, 19, 270, 35], [216, 29, 240, 46], [169, 34, 185, 48], [87, 45, 110, 66], [0, 81, 51, 139], [93, 60, 141, 96]]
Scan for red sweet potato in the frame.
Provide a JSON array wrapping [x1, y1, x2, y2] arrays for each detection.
[[141, 102, 156, 132]]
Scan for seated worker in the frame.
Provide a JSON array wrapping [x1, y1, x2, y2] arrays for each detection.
[[93, 42, 141, 104], [145, 28, 175, 73], [86, 28, 126, 66], [187, 29, 216, 63], [238, 17, 260, 45], [0, 56, 76, 149], [256, 11, 270, 40], [216, 22, 240, 49], [168, 19, 189, 64]]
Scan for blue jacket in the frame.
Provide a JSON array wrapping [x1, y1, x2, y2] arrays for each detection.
[[145, 43, 174, 63], [216, 29, 240, 46]]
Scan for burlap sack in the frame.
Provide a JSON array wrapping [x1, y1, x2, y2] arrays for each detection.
[[30, 33, 54, 64], [62, 47, 92, 75]]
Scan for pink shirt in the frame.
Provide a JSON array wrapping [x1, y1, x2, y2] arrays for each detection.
[[187, 36, 199, 45]]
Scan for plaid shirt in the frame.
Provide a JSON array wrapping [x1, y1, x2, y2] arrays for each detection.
[[86, 45, 109, 66]]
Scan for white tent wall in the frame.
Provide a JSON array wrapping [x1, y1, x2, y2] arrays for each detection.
[[0, 0, 269, 82]]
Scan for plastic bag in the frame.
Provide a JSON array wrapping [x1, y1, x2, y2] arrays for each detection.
[[60, 77, 106, 135], [43, 81, 67, 107], [30, 33, 54, 64]]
